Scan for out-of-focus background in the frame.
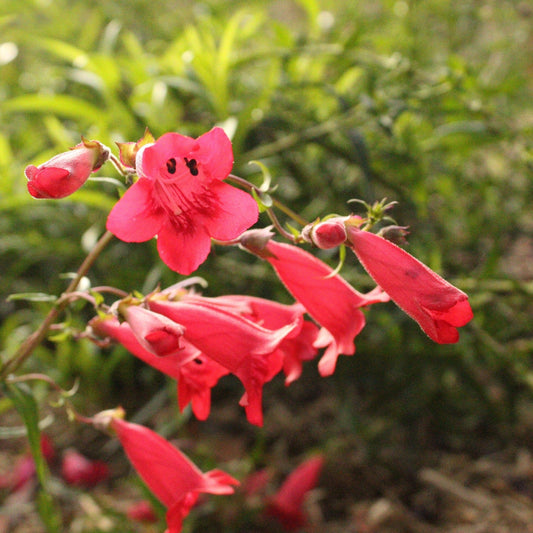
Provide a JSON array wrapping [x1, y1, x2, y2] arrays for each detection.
[[1, 0, 532, 531]]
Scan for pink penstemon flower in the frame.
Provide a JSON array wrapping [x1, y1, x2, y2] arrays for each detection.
[[25, 138, 109, 199], [106, 127, 258, 274], [339, 217, 473, 343], [94, 411, 239, 533], [241, 232, 389, 376], [266, 455, 324, 531]]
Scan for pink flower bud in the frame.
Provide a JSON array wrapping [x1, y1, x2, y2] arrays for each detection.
[[303, 218, 347, 249], [25, 139, 109, 199], [126, 500, 158, 523]]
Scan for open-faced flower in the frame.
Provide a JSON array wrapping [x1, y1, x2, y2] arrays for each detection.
[[345, 222, 473, 343], [245, 238, 389, 376], [147, 295, 297, 426], [110, 417, 239, 533], [106, 127, 258, 274], [266, 455, 324, 531], [25, 139, 109, 199]]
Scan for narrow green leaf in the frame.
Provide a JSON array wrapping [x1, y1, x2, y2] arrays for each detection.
[[5, 383, 61, 532], [7, 292, 58, 303]]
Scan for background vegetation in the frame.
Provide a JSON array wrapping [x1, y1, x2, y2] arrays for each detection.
[[1, 0, 532, 531]]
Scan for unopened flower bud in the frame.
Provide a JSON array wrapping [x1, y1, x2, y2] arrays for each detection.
[[239, 227, 276, 258], [25, 138, 109, 199], [304, 218, 347, 249]]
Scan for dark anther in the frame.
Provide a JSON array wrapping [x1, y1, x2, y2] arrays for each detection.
[[166, 157, 177, 174], [193, 357, 203, 365], [184, 157, 199, 176]]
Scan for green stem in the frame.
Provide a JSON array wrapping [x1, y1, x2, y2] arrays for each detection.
[[0, 230, 115, 380], [227, 173, 309, 238]]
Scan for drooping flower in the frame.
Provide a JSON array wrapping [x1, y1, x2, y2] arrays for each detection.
[[266, 455, 324, 531], [210, 295, 319, 385], [243, 237, 389, 376], [88, 314, 228, 421], [25, 138, 109, 199], [61, 449, 110, 488], [345, 221, 473, 343], [107, 416, 239, 533], [106, 127, 258, 274], [147, 294, 297, 425]]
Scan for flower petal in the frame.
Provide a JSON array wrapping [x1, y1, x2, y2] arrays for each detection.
[[156, 220, 212, 275], [207, 181, 259, 241], [107, 178, 165, 242], [194, 127, 234, 180]]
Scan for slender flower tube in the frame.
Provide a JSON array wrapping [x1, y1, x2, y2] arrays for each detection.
[[106, 127, 258, 274], [107, 416, 239, 533], [244, 237, 389, 376], [345, 222, 473, 343], [25, 139, 109, 199]]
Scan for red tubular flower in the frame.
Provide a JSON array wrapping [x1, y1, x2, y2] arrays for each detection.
[[211, 295, 319, 385], [345, 224, 473, 343], [110, 417, 239, 533], [254, 240, 389, 377], [147, 295, 297, 425], [267, 455, 324, 531], [25, 139, 109, 199], [106, 127, 258, 274], [61, 449, 110, 488]]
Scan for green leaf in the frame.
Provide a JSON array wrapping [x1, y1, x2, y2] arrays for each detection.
[[7, 292, 58, 303], [251, 188, 273, 212], [249, 160, 272, 192], [5, 383, 61, 532], [2, 94, 102, 123]]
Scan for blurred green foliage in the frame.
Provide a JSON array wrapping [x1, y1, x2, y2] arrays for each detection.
[[1, 0, 532, 502]]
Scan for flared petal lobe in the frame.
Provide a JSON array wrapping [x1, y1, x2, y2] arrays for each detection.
[[106, 178, 166, 242], [345, 226, 473, 343]]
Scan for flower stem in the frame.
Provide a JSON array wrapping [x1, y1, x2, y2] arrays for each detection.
[[227, 173, 308, 239], [0, 230, 115, 380]]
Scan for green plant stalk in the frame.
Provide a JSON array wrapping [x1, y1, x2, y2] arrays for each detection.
[[0, 230, 115, 381]]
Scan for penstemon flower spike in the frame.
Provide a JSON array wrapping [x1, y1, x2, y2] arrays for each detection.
[[5, 125, 474, 532]]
